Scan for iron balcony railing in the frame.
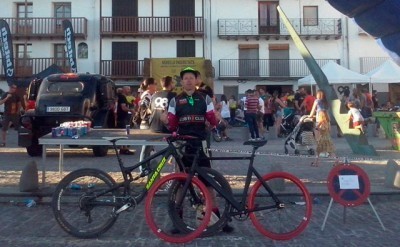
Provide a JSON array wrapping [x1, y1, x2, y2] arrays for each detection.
[[1, 17, 88, 39], [218, 18, 341, 37], [219, 59, 340, 79], [359, 57, 391, 74], [101, 16, 204, 36], [100, 60, 144, 79], [0, 58, 70, 78]]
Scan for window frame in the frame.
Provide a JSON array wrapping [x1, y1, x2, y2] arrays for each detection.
[[177, 40, 196, 58], [303, 6, 319, 27]]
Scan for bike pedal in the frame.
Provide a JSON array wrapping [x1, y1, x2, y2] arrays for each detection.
[[115, 203, 131, 214]]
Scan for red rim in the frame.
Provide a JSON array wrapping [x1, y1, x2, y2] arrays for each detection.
[[144, 173, 212, 244], [248, 172, 312, 240]]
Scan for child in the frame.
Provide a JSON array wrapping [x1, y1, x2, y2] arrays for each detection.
[[347, 101, 364, 132], [311, 109, 337, 167]]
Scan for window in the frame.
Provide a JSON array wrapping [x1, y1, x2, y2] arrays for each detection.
[[303, 6, 318, 26], [54, 44, 68, 68], [78, 42, 88, 59], [16, 3, 33, 32], [17, 3, 33, 19], [239, 44, 259, 77], [54, 3, 71, 26], [55, 3, 72, 18], [258, 1, 279, 34], [16, 44, 32, 66], [47, 82, 84, 93], [177, 40, 195, 57]]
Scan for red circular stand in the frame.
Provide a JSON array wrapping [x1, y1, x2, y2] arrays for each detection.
[[327, 163, 371, 207]]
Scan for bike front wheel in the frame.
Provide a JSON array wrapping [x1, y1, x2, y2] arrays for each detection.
[[248, 172, 312, 240], [145, 173, 212, 244], [52, 168, 119, 238]]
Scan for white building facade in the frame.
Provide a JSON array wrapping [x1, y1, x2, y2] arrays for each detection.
[[0, 0, 391, 101]]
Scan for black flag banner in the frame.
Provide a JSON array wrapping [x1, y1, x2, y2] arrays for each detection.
[[62, 19, 78, 73], [0, 19, 15, 85]]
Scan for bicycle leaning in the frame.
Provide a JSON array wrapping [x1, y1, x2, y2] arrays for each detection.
[[51, 134, 227, 243], [145, 138, 313, 242]]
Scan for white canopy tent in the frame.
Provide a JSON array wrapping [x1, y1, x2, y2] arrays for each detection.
[[366, 59, 400, 103], [298, 61, 370, 85], [365, 59, 400, 83]]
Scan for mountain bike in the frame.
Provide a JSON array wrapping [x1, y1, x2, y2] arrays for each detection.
[[51, 134, 228, 243], [145, 138, 312, 241]]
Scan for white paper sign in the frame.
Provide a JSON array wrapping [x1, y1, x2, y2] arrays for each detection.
[[338, 175, 360, 189]]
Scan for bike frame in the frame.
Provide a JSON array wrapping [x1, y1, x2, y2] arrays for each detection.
[[90, 140, 187, 206], [190, 144, 281, 216]]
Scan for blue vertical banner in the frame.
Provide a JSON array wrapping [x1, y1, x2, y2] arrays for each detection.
[[0, 19, 15, 85], [62, 19, 78, 73]]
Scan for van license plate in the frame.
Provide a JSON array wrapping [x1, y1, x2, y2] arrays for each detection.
[[47, 106, 70, 112]]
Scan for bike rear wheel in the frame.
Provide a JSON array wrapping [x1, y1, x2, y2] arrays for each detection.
[[145, 173, 212, 244], [168, 167, 232, 237], [52, 168, 119, 238], [248, 172, 312, 240]]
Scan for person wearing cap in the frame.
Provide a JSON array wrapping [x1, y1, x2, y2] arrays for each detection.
[[161, 67, 234, 233]]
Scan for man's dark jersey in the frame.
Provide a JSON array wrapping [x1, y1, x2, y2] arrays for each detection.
[[149, 90, 176, 133], [167, 91, 216, 139]]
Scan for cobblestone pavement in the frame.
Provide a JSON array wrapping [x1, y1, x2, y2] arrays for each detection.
[[0, 127, 399, 246], [0, 197, 399, 247]]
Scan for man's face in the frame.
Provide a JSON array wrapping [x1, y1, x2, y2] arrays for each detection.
[[123, 86, 131, 95], [9, 85, 17, 93], [299, 88, 305, 95], [182, 73, 197, 91]]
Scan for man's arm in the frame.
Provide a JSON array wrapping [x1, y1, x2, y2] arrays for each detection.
[[164, 98, 178, 131], [0, 94, 11, 105]]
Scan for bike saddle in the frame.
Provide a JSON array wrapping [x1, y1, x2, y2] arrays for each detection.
[[243, 139, 268, 147]]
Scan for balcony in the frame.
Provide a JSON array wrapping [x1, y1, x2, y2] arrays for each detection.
[[0, 58, 70, 79], [1, 17, 88, 40], [360, 57, 390, 74], [100, 60, 144, 80], [101, 17, 204, 37], [218, 18, 341, 40], [219, 59, 340, 80]]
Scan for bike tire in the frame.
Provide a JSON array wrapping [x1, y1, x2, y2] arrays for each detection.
[[168, 167, 232, 237], [52, 168, 119, 238], [145, 173, 212, 244], [248, 172, 312, 240]]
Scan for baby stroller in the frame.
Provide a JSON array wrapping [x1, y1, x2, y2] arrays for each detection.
[[284, 115, 315, 155], [279, 110, 300, 137]]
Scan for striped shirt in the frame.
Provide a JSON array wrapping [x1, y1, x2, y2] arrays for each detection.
[[245, 96, 259, 114]]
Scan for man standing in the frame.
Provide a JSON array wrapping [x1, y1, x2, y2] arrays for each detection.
[[149, 76, 176, 133], [300, 89, 315, 115], [294, 87, 305, 115], [0, 84, 21, 147], [161, 67, 234, 233], [116, 87, 135, 155]]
